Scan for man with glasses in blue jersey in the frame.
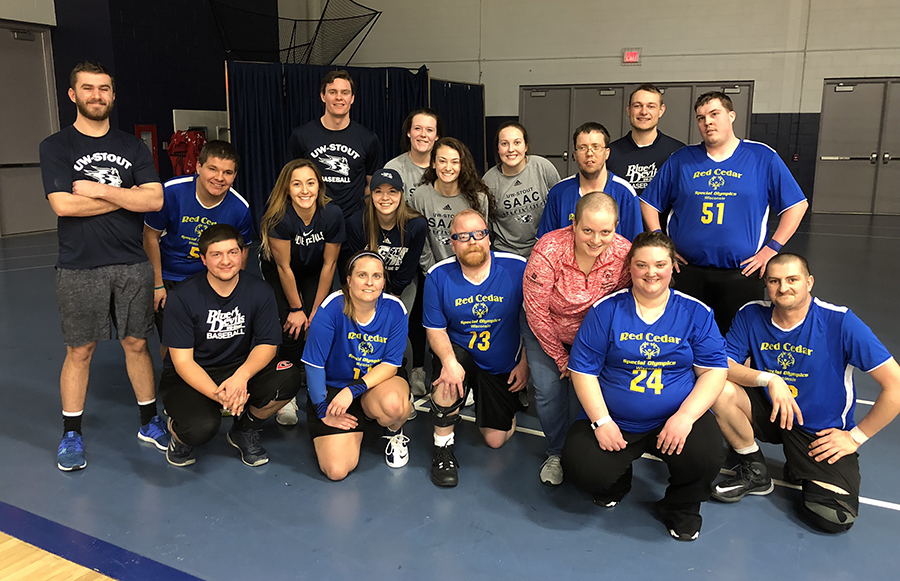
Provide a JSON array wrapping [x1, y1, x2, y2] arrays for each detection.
[[423, 210, 530, 487]]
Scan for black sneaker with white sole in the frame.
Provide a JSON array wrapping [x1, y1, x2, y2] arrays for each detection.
[[712, 458, 774, 503], [431, 444, 459, 487], [655, 501, 702, 542], [227, 427, 269, 467]]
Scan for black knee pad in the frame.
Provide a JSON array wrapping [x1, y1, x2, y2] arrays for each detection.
[[431, 387, 468, 428], [800, 481, 858, 534]]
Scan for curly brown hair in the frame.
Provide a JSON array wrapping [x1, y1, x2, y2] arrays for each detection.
[[421, 137, 495, 224]]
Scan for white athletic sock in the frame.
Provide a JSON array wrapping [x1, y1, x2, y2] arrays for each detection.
[[735, 443, 760, 455], [137, 398, 156, 406], [434, 432, 454, 447]]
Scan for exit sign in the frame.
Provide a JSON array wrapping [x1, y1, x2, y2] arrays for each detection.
[[622, 48, 641, 66]]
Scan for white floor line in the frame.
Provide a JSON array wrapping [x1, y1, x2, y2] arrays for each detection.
[[0, 264, 55, 273], [412, 398, 900, 512]]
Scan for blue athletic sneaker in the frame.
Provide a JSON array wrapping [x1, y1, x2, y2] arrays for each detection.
[[137, 415, 170, 451], [57, 431, 86, 471]]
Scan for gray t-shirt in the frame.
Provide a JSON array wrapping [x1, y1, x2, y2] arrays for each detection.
[[483, 155, 560, 258], [410, 183, 489, 271], [385, 153, 428, 205]]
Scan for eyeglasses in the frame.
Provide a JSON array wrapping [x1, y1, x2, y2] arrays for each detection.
[[575, 144, 607, 154], [450, 229, 489, 242]]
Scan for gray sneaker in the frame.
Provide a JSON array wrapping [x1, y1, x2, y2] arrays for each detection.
[[227, 428, 269, 467], [540, 455, 563, 486], [410, 367, 427, 396], [166, 436, 196, 467]]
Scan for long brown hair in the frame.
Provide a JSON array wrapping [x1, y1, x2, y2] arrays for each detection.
[[364, 185, 423, 252], [259, 159, 330, 260], [421, 137, 495, 224]]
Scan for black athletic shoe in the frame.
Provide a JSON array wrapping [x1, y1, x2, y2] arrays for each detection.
[[655, 501, 702, 542], [166, 436, 195, 467], [592, 465, 633, 507], [712, 458, 774, 503], [227, 428, 269, 467], [431, 444, 459, 487]]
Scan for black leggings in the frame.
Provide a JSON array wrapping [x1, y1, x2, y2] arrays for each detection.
[[562, 412, 724, 509], [161, 358, 301, 446], [261, 260, 319, 366]]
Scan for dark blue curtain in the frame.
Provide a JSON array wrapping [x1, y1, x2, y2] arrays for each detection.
[[283, 64, 428, 164], [430, 79, 486, 175], [227, 61, 285, 235]]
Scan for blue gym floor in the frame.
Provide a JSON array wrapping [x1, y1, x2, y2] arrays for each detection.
[[1, 215, 898, 580]]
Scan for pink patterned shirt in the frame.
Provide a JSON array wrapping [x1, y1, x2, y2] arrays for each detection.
[[523, 226, 631, 372]]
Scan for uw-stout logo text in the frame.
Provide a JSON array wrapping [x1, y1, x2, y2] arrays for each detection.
[[640, 341, 661, 359], [206, 307, 246, 339], [318, 154, 350, 177], [83, 165, 123, 187], [777, 352, 795, 369], [709, 175, 725, 190], [624, 162, 659, 186]]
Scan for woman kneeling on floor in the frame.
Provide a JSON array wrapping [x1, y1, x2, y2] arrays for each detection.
[[301, 251, 413, 480]]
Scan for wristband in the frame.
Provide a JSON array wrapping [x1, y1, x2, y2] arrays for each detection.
[[652, 229, 662, 233], [765, 239, 783, 252], [315, 400, 328, 419], [590, 415, 612, 430], [849, 426, 869, 446], [347, 378, 368, 399], [154, 285, 165, 290], [287, 307, 304, 313], [756, 371, 776, 387]]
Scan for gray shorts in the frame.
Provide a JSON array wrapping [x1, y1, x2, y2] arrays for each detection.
[[56, 262, 154, 346]]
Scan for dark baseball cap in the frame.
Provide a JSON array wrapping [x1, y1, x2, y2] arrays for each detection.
[[370, 168, 404, 192]]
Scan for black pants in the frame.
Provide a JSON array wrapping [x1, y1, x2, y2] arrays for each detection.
[[161, 358, 301, 447], [675, 263, 764, 336], [261, 260, 319, 366], [562, 412, 724, 509], [409, 270, 427, 367]]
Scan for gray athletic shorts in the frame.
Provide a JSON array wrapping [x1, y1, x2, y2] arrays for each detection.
[[55, 262, 154, 346]]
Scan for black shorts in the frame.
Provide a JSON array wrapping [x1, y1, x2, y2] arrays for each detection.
[[675, 263, 764, 336], [161, 358, 301, 447], [307, 366, 409, 440], [154, 278, 180, 341], [432, 344, 523, 431], [744, 385, 860, 498]]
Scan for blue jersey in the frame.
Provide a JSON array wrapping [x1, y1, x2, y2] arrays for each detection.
[[640, 140, 806, 268], [726, 298, 892, 432], [144, 176, 253, 281], [536, 172, 642, 241], [423, 252, 527, 374], [569, 289, 727, 432], [302, 292, 408, 406]]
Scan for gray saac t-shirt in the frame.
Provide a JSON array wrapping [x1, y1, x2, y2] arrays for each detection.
[[410, 183, 489, 271], [483, 155, 560, 258], [385, 153, 428, 205]]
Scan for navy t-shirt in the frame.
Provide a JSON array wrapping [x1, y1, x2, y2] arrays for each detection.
[[39, 125, 160, 269], [162, 271, 281, 369], [289, 120, 383, 219], [344, 210, 427, 296], [607, 131, 685, 195], [261, 202, 346, 276]]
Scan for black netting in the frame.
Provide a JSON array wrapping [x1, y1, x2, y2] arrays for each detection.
[[212, 0, 380, 65]]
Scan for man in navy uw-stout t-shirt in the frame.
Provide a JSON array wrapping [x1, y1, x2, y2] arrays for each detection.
[[160, 224, 300, 468], [39, 61, 165, 472], [423, 209, 530, 488], [709, 253, 900, 533], [640, 91, 809, 335]]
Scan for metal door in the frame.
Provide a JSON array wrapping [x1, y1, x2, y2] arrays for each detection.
[[874, 81, 900, 215], [0, 23, 58, 236], [690, 83, 752, 143], [812, 82, 884, 214], [519, 87, 571, 177]]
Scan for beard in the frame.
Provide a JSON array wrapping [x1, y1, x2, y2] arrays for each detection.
[[75, 95, 113, 121], [459, 246, 488, 268]]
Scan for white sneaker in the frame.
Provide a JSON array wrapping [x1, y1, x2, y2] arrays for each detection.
[[540, 455, 563, 486], [276, 398, 299, 426], [410, 367, 427, 396], [407, 390, 418, 421], [464, 388, 475, 407], [384, 429, 410, 468]]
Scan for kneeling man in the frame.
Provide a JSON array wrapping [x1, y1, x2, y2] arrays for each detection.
[[711, 253, 900, 532], [162, 224, 301, 467]]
